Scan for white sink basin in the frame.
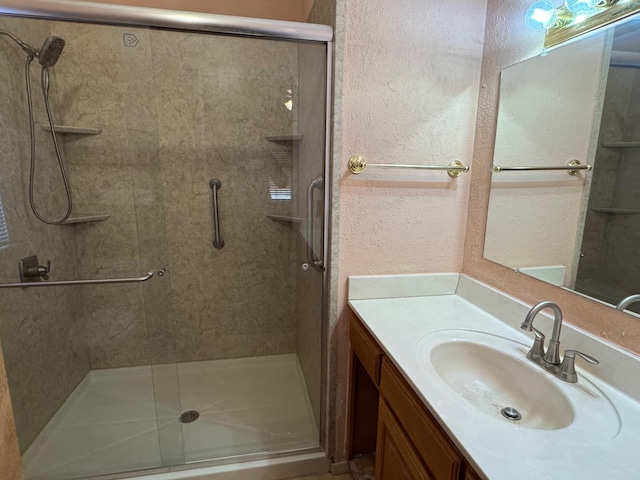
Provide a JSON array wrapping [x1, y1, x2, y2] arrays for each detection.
[[429, 338, 573, 430], [416, 329, 621, 437]]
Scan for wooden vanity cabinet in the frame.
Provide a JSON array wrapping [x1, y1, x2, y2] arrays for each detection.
[[347, 309, 383, 458], [348, 310, 480, 480], [380, 358, 464, 480], [376, 399, 431, 480]]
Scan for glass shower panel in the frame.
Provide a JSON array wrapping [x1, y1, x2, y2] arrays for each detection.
[[0, 15, 183, 479], [145, 29, 327, 463], [294, 41, 328, 438]]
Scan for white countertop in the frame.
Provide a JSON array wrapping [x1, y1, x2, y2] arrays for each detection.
[[348, 273, 640, 480]]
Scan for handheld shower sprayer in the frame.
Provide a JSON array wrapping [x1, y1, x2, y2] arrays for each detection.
[[38, 36, 65, 67], [39, 37, 65, 94], [0, 30, 65, 64], [0, 30, 72, 225]]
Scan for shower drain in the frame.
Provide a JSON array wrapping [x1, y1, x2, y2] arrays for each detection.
[[180, 410, 200, 423]]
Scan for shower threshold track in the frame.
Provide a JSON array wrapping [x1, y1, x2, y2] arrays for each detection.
[[22, 354, 319, 480]]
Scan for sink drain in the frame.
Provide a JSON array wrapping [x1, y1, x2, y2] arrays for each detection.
[[501, 407, 522, 421], [180, 410, 200, 423]]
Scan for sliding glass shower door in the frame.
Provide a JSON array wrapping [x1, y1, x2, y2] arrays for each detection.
[[0, 10, 328, 480], [145, 28, 327, 464]]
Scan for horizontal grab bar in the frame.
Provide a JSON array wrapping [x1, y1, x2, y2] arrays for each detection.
[[348, 156, 469, 178], [492, 160, 592, 176], [0, 271, 154, 289]]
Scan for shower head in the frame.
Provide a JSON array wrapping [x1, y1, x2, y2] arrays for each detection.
[[38, 37, 65, 67]]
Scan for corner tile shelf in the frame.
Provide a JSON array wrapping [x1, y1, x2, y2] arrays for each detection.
[[61, 214, 111, 225], [266, 214, 303, 223], [591, 208, 640, 215], [39, 124, 102, 135], [263, 134, 303, 143], [601, 142, 640, 148]]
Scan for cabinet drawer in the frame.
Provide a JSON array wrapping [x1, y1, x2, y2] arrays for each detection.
[[349, 311, 383, 384], [380, 358, 463, 480]]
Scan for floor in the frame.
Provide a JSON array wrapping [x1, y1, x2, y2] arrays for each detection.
[[22, 354, 319, 480], [349, 454, 375, 480], [294, 475, 353, 480]]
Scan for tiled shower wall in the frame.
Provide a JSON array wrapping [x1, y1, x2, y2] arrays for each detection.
[[150, 30, 300, 361], [51, 23, 302, 366], [0, 17, 91, 451], [54, 23, 164, 368], [0, 17, 326, 451]]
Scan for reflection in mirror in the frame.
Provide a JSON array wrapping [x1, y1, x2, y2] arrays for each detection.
[[484, 18, 640, 315]]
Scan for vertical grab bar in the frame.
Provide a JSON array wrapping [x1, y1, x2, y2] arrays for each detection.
[[209, 179, 225, 249], [306, 174, 325, 272]]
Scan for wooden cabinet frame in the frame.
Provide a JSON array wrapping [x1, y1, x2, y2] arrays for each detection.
[[348, 310, 481, 480]]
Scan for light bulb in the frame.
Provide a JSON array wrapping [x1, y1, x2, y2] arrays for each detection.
[[525, 1, 558, 31], [565, 0, 599, 14]]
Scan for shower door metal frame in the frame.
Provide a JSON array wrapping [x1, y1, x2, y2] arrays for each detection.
[[0, 0, 333, 41], [0, 0, 334, 477]]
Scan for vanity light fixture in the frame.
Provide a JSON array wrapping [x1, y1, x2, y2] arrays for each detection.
[[525, 0, 559, 31], [532, 0, 640, 49]]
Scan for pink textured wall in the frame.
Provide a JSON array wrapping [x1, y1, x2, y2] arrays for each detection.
[[332, 0, 488, 463], [464, 0, 640, 354], [301, 0, 316, 21], [91, 0, 307, 22]]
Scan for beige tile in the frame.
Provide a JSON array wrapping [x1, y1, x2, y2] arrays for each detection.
[[0, 15, 91, 452]]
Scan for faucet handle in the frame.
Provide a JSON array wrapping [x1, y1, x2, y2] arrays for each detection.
[[526, 327, 546, 361], [41, 260, 51, 280], [558, 350, 599, 383]]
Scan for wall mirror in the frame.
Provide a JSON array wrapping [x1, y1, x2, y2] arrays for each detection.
[[484, 16, 640, 315]]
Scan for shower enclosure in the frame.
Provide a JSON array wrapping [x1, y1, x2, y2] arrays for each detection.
[[0, 2, 332, 479], [575, 19, 640, 313]]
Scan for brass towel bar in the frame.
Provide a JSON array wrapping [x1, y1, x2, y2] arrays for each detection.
[[492, 160, 592, 176], [347, 156, 469, 178]]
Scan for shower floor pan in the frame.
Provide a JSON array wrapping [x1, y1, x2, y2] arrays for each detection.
[[22, 354, 319, 480]]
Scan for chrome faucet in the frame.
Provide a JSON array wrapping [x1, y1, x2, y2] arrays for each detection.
[[520, 301, 599, 383], [521, 300, 563, 365], [616, 294, 640, 311]]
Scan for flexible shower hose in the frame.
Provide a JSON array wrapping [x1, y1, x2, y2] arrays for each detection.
[[25, 56, 73, 225]]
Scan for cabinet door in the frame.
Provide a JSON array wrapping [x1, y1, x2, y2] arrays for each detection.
[[380, 358, 464, 480], [464, 469, 482, 480], [376, 400, 432, 480]]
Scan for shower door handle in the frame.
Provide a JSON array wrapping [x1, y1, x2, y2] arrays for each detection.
[[306, 175, 325, 272], [209, 179, 225, 249]]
